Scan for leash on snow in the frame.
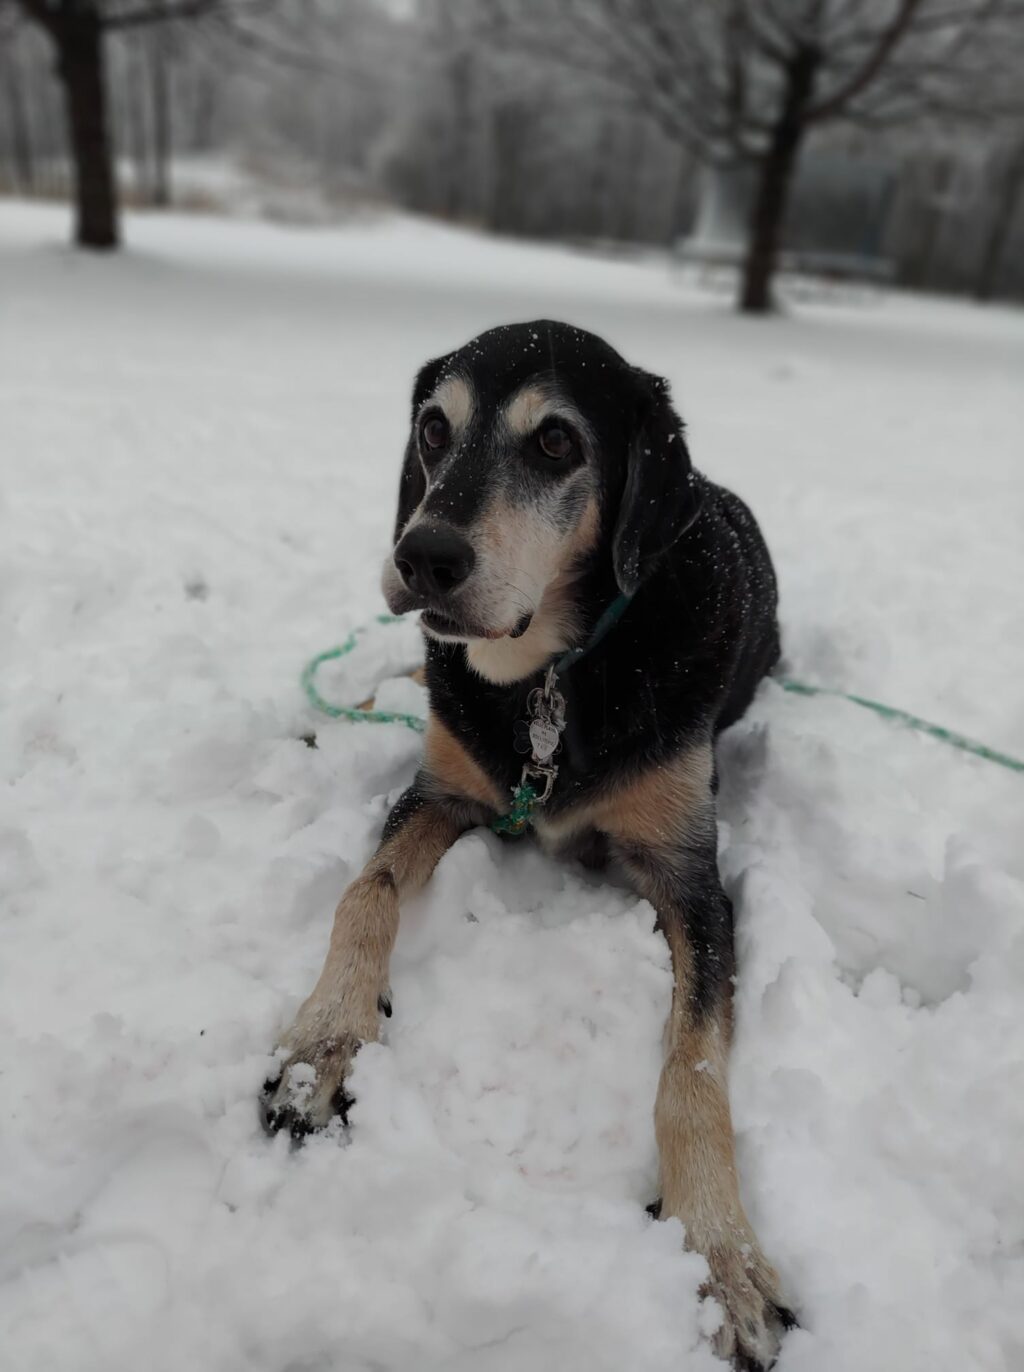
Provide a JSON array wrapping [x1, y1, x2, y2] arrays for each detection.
[[300, 613, 1024, 786]]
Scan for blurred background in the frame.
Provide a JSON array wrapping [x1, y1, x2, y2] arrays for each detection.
[[3, 0, 1024, 311]]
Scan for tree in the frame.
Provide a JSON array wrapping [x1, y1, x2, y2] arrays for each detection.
[[486, 0, 1024, 312], [974, 129, 1024, 298], [9, 0, 223, 248]]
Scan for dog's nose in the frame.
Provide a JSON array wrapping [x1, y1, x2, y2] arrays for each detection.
[[394, 526, 475, 598]]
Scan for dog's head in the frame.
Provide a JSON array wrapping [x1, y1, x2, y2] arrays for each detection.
[[382, 321, 702, 682]]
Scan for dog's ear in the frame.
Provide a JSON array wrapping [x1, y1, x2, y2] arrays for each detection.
[[394, 355, 448, 541], [612, 370, 704, 595]]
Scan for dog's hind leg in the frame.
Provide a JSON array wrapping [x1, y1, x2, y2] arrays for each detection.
[[261, 783, 468, 1138], [598, 746, 793, 1371]]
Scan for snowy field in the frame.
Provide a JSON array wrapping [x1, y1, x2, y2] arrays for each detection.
[[2, 199, 1023, 1372]]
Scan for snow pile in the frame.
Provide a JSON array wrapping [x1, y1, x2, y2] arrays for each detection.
[[1, 201, 1022, 1372]]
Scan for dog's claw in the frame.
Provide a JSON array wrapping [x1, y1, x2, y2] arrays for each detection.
[[259, 1021, 364, 1139], [378, 992, 392, 1018], [772, 1303, 798, 1332], [259, 1074, 354, 1141], [646, 1197, 793, 1371]]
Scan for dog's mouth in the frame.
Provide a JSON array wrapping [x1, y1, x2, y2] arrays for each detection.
[[421, 608, 533, 643], [383, 559, 534, 642]]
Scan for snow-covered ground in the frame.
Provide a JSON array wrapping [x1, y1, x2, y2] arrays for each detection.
[[2, 199, 1023, 1372]]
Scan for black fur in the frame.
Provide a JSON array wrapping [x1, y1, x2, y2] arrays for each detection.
[[268, 321, 786, 1367], [390, 320, 779, 1022]]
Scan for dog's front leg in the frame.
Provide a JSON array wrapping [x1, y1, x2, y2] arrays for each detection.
[[601, 749, 793, 1371], [261, 783, 466, 1137]]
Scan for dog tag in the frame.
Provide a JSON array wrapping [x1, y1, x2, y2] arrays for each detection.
[[529, 717, 561, 762]]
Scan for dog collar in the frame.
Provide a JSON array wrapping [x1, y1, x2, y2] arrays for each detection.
[[491, 592, 633, 836]]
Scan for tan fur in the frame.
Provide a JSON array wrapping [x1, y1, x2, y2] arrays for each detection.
[[297, 800, 461, 1026], [540, 741, 785, 1363], [502, 383, 557, 436], [467, 570, 581, 683], [429, 374, 475, 432], [655, 944, 736, 1231], [267, 798, 463, 1127], [423, 715, 504, 812], [655, 931, 784, 1365], [467, 497, 600, 684], [595, 742, 713, 847], [534, 740, 712, 852]]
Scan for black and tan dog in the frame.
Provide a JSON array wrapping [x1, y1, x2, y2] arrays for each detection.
[[262, 321, 791, 1369]]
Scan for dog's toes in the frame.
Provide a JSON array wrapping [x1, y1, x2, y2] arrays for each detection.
[[259, 1077, 352, 1140], [701, 1240, 795, 1372], [259, 1035, 359, 1140], [714, 1297, 789, 1372], [648, 1202, 794, 1369], [259, 1084, 323, 1142]]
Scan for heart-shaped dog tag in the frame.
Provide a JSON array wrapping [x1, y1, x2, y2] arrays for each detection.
[[529, 717, 561, 762]]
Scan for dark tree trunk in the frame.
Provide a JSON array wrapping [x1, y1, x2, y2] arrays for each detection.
[[975, 142, 1024, 302], [739, 45, 820, 315], [54, 12, 119, 249]]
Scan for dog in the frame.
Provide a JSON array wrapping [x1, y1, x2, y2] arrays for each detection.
[[262, 320, 791, 1369]]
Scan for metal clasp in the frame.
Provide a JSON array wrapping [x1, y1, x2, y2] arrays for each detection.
[[521, 761, 557, 804]]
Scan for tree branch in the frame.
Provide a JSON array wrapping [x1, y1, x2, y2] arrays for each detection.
[[806, 0, 925, 121], [103, 0, 222, 32], [14, 0, 58, 34]]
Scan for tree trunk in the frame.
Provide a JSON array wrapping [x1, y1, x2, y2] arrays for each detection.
[[739, 45, 819, 315], [975, 142, 1024, 302], [54, 13, 119, 249]]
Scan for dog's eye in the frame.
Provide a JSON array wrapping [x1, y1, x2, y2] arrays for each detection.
[[538, 424, 573, 461], [421, 416, 449, 451]]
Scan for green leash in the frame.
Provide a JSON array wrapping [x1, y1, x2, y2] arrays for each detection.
[[300, 613, 426, 734], [776, 679, 1024, 773], [300, 614, 1024, 776]]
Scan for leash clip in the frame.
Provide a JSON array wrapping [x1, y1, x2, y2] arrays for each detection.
[[521, 760, 558, 804]]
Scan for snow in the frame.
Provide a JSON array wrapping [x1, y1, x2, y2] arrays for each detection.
[[2, 199, 1023, 1372]]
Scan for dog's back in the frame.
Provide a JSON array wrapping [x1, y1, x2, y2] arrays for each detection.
[[699, 481, 780, 732]]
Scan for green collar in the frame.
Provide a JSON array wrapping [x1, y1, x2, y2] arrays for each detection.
[[553, 591, 634, 675]]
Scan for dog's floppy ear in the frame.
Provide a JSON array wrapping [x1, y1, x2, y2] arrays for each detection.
[[612, 370, 704, 595], [394, 355, 448, 541]]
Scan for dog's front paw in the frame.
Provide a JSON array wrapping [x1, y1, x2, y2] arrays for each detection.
[[260, 1021, 364, 1140], [256, 982, 392, 1141], [703, 1238, 795, 1372]]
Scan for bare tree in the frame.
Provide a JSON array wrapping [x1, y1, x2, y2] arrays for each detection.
[[486, 0, 1024, 312], [7, 0, 232, 247]]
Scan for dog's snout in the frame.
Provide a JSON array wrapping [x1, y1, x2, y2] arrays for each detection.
[[394, 526, 475, 598]]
